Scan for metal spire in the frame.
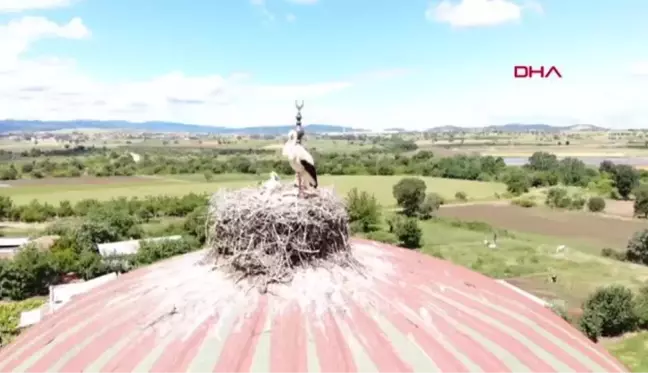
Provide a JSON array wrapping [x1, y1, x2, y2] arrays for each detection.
[[295, 100, 305, 144]]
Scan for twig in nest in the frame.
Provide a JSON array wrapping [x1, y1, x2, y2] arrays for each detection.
[[204, 184, 359, 289]]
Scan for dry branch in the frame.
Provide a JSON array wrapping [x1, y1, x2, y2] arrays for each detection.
[[204, 184, 358, 290]]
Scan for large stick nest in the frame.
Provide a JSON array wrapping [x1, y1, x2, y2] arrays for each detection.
[[205, 184, 359, 291]]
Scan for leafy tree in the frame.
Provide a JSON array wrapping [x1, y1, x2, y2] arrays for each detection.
[[346, 188, 381, 233], [504, 169, 530, 196], [626, 228, 648, 265], [557, 157, 589, 186], [527, 151, 558, 171], [633, 184, 648, 218], [613, 165, 639, 200], [587, 197, 606, 212], [599, 160, 616, 175], [579, 285, 638, 339], [392, 177, 426, 217]]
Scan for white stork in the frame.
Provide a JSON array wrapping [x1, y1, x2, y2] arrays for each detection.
[[261, 171, 281, 190], [282, 129, 317, 198]]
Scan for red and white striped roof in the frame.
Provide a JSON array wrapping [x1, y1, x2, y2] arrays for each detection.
[[0, 239, 627, 372]]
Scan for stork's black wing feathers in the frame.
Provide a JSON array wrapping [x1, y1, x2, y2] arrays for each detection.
[[300, 159, 318, 188]]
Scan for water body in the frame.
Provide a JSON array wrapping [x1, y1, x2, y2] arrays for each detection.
[[503, 156, 648, 167]]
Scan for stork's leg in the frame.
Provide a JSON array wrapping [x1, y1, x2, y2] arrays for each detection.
[[297, 173, 303, 198]]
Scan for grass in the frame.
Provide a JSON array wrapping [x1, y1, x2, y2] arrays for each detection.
[[417, 217, 648, 308], [605, 332, 648, 372], [1, 174, 506, 206]]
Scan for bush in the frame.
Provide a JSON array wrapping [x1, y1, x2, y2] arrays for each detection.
[[633, 184, 648, 218], [569, 196, 587, 210], [579, 285, 638, 340], [0, 298, 46, 347], [133, 237, 198, 266], [634, 285, 648, 330], [346, 188, 381, 232], [626, 229, 648, 265], [601, 247, 626, 261], [389, 216, 422, 249], [419, 193, 443, 219], [546, 187, 569, 208], [454, 191, 467, 201], [511, 197, 536, 208], [587, 197, 606, 212], [392, 178, 426, 217], [504, 170, 530, 196], [0, 246, 57, 301], [183, 206, 208, 244]]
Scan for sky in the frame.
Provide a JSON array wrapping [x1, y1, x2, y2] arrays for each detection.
[[0, 0, 646, 130]]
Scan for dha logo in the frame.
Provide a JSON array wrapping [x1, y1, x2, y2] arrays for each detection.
[[514, 65, 562, 79]]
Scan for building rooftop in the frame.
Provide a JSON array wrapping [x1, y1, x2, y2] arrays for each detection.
[[0, 239, 627, 372]]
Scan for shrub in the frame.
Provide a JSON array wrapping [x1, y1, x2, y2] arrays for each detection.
[[579, 285, 638, 340], [504, 170, 530, 196], [587, 196, 606, 212], [183, 206, 208, 244], [569, 196, 587, 210], [511, 197, 536, 208], [419, 193, 443, 219], [0, 298, 46, 347], [133, 237, 198, 266], [390, 217, 422, 249], [346, 188, 381, 232], [633, 184, 648, 218], [626, 229, 648, 265], [546, 187, 569, 208], [601, 248, 626, 261], [392, 178, 426, 217], [634, 285, 648, 330], [454, 191, 467, 201]]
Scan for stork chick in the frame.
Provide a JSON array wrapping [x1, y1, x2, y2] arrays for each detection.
[[282, 129, 317, 198]]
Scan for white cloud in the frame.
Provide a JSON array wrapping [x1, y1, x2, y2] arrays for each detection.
[[0, 16, 89, 69], [0, 0, 74, 13], [426, 0, 531, 27], [630, 61, 648, 76]]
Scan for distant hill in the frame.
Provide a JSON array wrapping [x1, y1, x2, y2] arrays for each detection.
[[426, 123, 608, 133], [0, 120, 364, 135]]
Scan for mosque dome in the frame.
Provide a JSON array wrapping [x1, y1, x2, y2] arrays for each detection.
[[0, 239, 627, 372]]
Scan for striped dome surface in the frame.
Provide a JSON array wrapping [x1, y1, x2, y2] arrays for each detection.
[[0, 239, 627, 372]]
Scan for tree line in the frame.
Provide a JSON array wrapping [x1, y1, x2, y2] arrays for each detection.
[[0, 194, 208, 223], [0, 199, 208, 303]]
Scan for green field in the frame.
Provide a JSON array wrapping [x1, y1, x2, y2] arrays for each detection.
[[0, 174, 506, 206], [605, 332, 648, 372], [417, 218, 648, 304]]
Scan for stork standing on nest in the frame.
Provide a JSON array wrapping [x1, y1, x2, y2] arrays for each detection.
[[282, 129, 317, 198]]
